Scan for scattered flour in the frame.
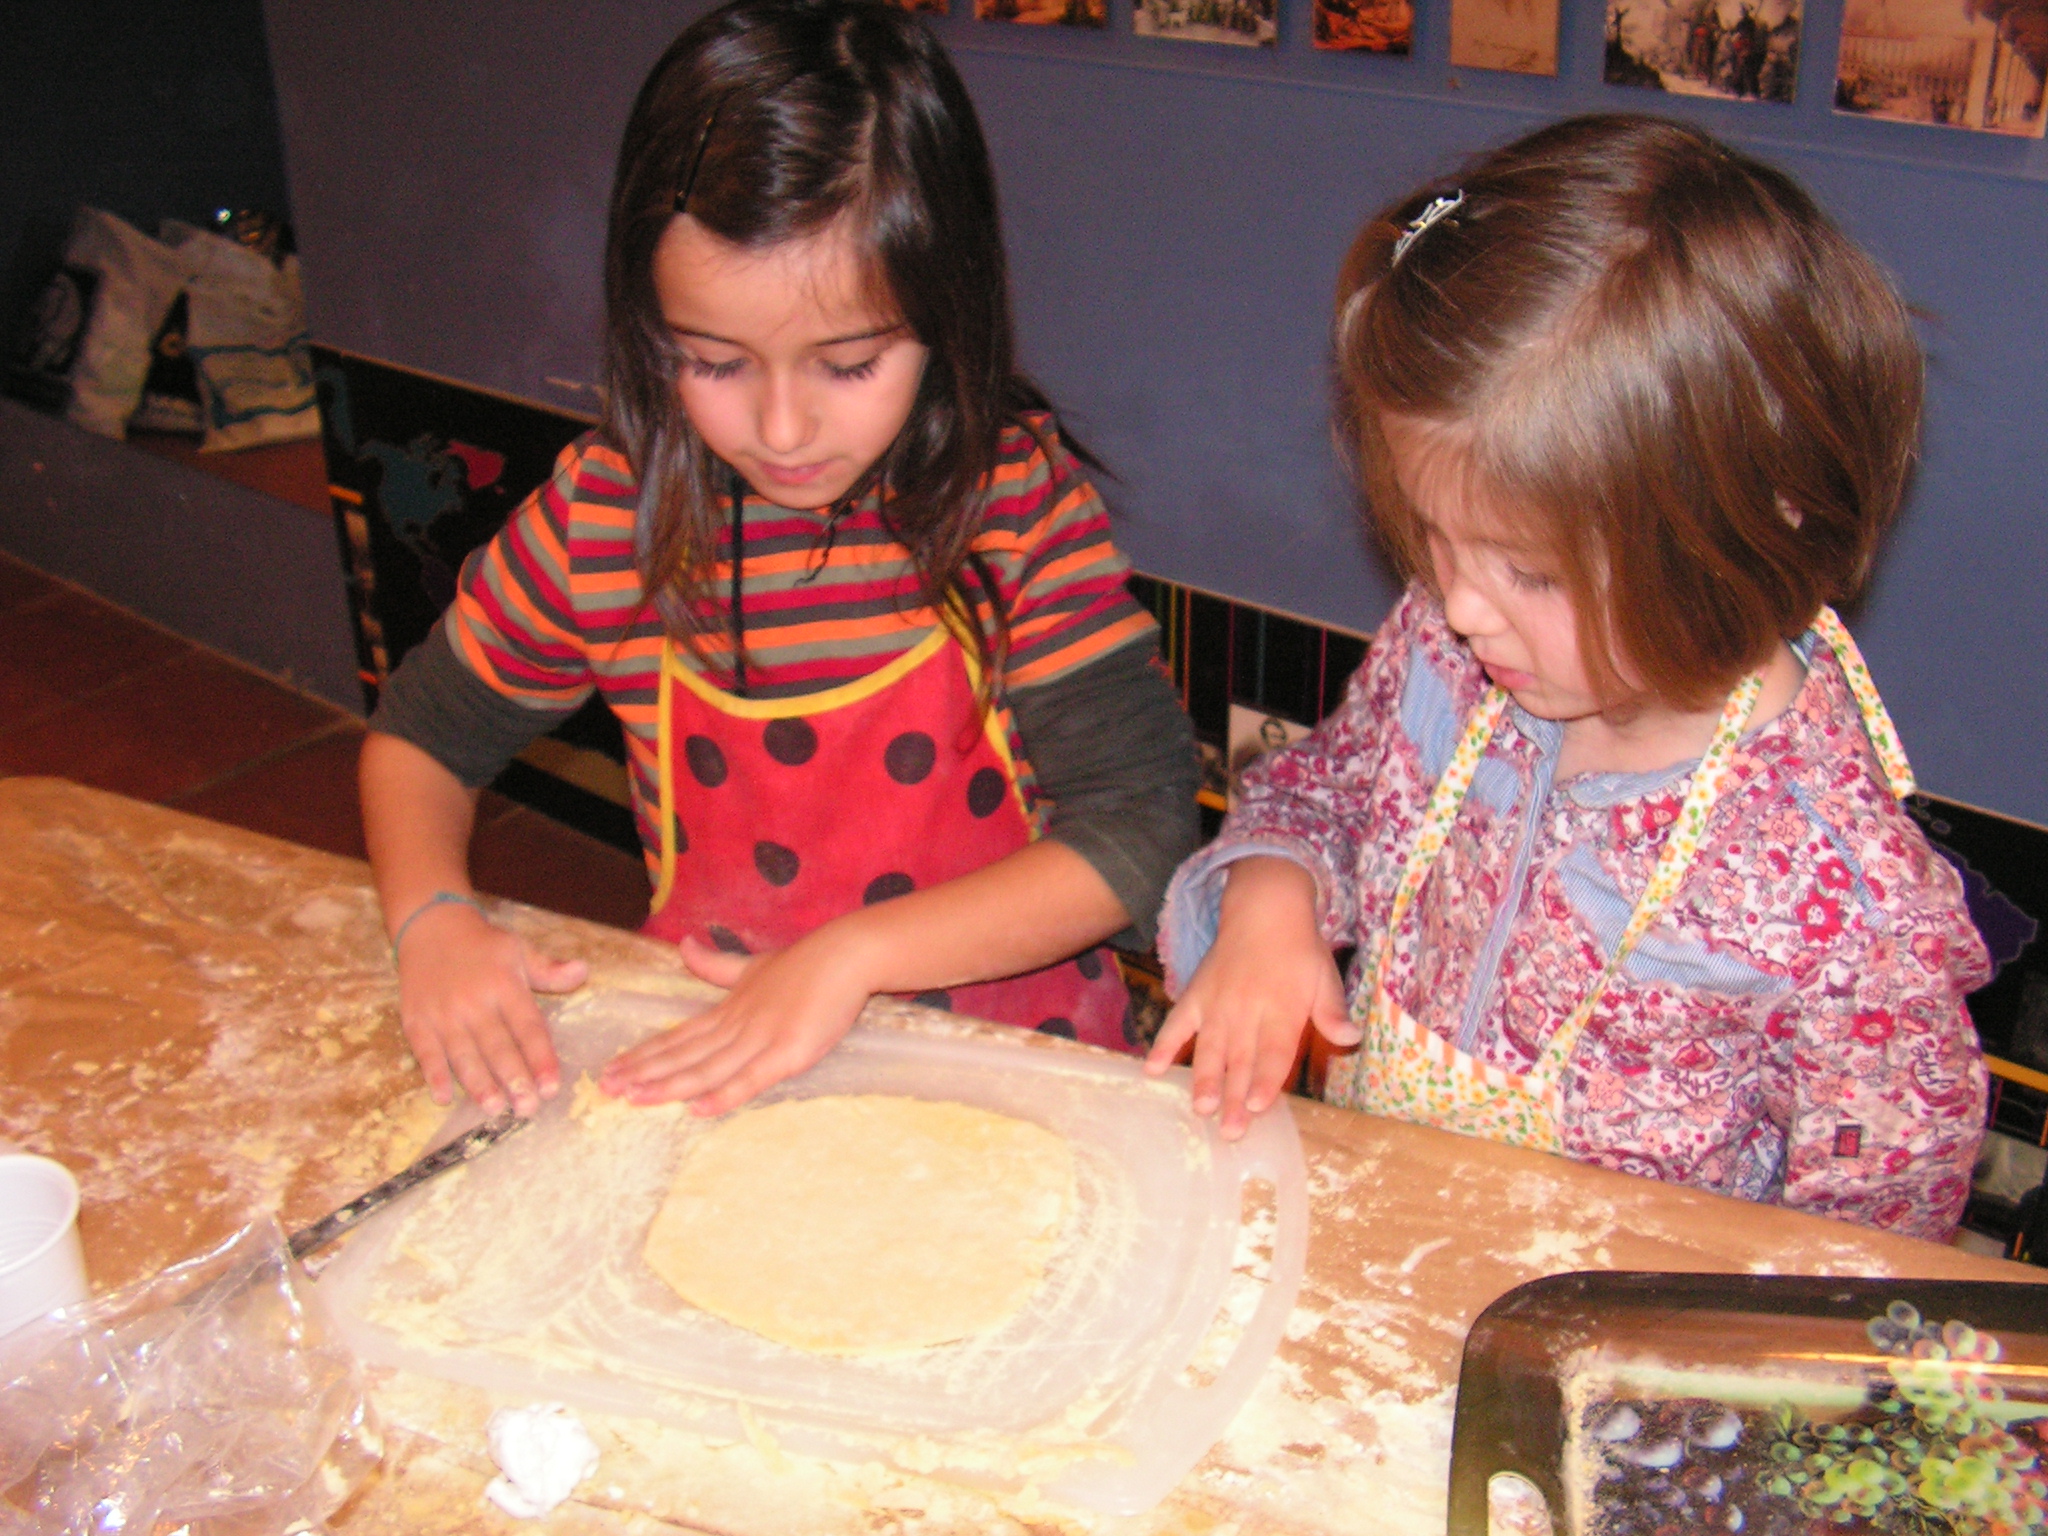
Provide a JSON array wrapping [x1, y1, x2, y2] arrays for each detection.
[[484, 1401, 601, 1517], [1747, 1241, 1894, 1278], [1395, 1237, 1451, 1273], [1510, 1228, 1600, 1272], [1207, 1351, 1456, 1535]]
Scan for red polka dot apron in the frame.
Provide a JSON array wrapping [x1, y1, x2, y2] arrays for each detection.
[[640, 625, 1133, 1051], [1325, 608, 1914, 1152]]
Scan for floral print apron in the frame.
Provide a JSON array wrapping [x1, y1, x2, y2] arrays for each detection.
[[1327, 608, 1914, 1151]]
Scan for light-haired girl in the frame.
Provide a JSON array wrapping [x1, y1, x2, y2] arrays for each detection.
[[1150, 114, 1988, 1241], [362, 0, 1196, 1120]]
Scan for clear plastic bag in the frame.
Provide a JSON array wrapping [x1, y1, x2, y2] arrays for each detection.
[[0, 1219, 380, 1535]]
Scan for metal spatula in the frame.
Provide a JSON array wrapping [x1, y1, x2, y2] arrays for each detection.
[[287, 1112, 532, 1262]]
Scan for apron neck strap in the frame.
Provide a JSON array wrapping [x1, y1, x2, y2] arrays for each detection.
[[1381, 685, 1511, 944], [1569, 666, 1764, 1021], [1811, 607, 1915, 798], [728, 471, 748, 698], [1372, 663, 1768, 1083]]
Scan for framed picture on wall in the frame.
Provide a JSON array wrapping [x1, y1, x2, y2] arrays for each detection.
[[1835, 0, 2048, 136], [1134, 0, 1278, 47], [1313, 0, 1413, 51], [976, 0, 1107, 25], [1603, 0, 1801, 102], [1450, 0, 1559, 74]]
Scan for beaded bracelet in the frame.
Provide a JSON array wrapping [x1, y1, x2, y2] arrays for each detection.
[[390, 890, 487, 962]]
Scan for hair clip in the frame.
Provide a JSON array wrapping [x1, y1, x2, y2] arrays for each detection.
[[1392, 190, 1465, 266], [673, 100, 726, 215]]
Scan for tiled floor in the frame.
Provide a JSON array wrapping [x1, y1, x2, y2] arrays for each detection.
[[0, 543, 652, 933]]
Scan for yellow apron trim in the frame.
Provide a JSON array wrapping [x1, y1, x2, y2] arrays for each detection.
[[664, 625, 952, 720], [1524, 666, 1765, 1086], [944, 598, 1035, 834], [1812, 606, 1916, 798], [1334, 666, 1767, 1147], [653, 649, 680, 911], [650, 618, 1028, 909], [655, 629, 953, 907]]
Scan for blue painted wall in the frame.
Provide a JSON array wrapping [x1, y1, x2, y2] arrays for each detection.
[[264, 0, 2048, 823]]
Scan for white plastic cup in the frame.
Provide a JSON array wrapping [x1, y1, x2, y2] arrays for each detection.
[[0, 1155, 88, 1337]]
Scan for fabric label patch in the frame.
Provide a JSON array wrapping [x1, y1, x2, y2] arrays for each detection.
[[1832, 1123, 1863, 1158]]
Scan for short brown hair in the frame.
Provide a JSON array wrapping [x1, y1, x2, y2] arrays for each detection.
[[1334, 113, 1923, 709]]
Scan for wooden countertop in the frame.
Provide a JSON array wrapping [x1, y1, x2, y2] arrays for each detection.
[[2, 776, 2036, 1535]]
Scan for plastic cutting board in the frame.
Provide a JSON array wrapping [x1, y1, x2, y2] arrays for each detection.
[[315, 990, 1307, 1514]]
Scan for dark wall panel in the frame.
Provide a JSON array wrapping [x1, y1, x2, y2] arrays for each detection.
[[264, 0, 2048, 824], [0, 2, 295, 331]]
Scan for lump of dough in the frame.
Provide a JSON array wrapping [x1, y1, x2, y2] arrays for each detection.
[[643, 1095, 1075, 1355]]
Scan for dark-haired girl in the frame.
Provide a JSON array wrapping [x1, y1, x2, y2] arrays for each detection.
[[1151, 114, 1988, 1241], [362, 0, 1196, 1120]]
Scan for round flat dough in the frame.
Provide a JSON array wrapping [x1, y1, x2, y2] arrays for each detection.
[[643, 1094, 1075, 1355]]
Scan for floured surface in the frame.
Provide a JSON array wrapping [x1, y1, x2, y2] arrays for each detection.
[[0, 779, 695, 1294], [318, 1014, 1306, 1515], [10, 779, 2039, 1536], [646, 1095, 1075, 1355]]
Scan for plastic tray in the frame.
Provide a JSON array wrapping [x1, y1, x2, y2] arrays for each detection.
[[315, 992, 1306, 1514]]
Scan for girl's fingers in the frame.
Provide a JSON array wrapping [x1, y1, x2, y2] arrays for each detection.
[[679, 934, 755, 990], [440, 1023, 512, 1116], [1314, 1013, 1363, 1048], [498, 991, 563, 1104], [1243, 1024, 1304, 1119], [1144, 1002, 1201, 1073], [687, 1041, 796, 1117], [393, 925, 568, 1114], [640, 1030, 773, 1110], [1215, 1021, 1263, 1140], [603, 940, 866, 1111], [615, 1003, 735, 1062], [601, 1011, 739, 1089], [687, 1017, 845, 1116], [1186, 1005, 1236, 1117], [527, 951, 589, 997], [650, 1001, 856, 1113], [406, 1024, 457, 1106], [1309, 977, 1360, 1047], [471, 1006, 546, 1115]]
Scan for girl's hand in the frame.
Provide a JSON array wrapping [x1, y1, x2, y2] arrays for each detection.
[[394, 902, 586, 1117], [1144, 857, 1358, 1141], [597, 930, 875, 1114]]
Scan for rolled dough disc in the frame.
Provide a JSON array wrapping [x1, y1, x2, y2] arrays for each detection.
[[643, 1094, 1075, 1355]]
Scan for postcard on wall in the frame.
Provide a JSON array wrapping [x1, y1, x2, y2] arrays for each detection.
[[1835, 0, 2048, 136], [1603, 0, 1802, 102], [1225, 705, 1314, 810], [977, 0, 1107, 25], [1450, 0, 1559, 74], [1135, 0, 1278, 46], [1314, 0, 1413, 52]]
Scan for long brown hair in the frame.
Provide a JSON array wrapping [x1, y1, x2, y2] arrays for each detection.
[[1335, 113, 1923, 710], [603, 0, 1058, 693]]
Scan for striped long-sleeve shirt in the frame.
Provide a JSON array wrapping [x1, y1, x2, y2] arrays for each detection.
[[371, 418, 1197, 944]]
